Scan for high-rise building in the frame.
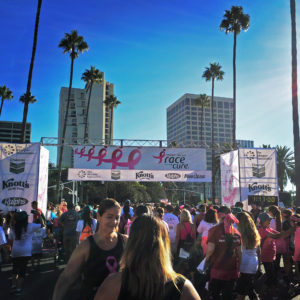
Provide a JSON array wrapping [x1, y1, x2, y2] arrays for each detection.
[[167, 93, 234, 200], [0, 121, 31, 143], [57, 74, 114, 167], [236, 139, 254, 148]]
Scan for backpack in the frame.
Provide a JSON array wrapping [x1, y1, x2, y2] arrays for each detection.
[[182, 223, 194, 252], [80, 223, 93, 242]]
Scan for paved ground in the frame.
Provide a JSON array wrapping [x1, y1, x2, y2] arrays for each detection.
[[0, 255, 81, 300]]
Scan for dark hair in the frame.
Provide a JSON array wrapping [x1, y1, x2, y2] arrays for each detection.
[[296, 207, 300, 215], [218, 206, 231, 214], [14, 212, 28, 240], [268, 205, 281, 232], [82, 206, 93, 227], [98, 198, 120, 216], [134, 205, 149, 217], [67, 201, 74, 210], [156, 207, 164, 219], [123, 205, 131, 219], [204, 209, 218, 224], [235, 202, 243, 209], [165, 205, 173, 213]]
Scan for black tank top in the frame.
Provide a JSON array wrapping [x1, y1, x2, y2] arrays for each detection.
[[80, 233, 125, 300], [118, 276, 185, 300]]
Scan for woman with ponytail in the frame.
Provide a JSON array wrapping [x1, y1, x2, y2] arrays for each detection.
[[268, 205, 286, 272], [205, 206, 241, 300]]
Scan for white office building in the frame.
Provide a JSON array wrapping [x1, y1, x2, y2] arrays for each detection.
[[57, 74, 114, 167], [167, 93, 234, 200]]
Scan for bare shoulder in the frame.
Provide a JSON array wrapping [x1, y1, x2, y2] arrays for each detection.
[[120, 233, 128, 242], [180, 279, 201, 300], [94, 272, 122, 300]]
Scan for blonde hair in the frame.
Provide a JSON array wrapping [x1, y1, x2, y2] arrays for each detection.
[[120, 214, 183, 299], [237, 212, 260, 249], [179, 209, 192, 223]]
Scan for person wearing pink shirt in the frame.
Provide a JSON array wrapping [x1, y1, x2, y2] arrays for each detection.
[[290, 214, 300, 281], [257, 212, 294, 297]]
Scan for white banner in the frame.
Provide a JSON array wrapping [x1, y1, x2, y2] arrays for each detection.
[[73, 146, 207, 171], [220, 148, 278, 207], [220, 150, 240, 207], [68, 168, 212, 182], [0, 143, 49, 216], [239, 148, 278, 200]]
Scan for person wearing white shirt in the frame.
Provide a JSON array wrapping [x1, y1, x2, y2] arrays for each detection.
[[197, 208, 218, 254], [163, 205, 179, 252], [9, 210, 44, 295]]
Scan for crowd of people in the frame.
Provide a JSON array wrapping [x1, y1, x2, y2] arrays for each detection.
[[2, 199, 300, 299]]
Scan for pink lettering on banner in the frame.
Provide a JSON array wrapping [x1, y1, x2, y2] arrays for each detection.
[[74, 147, 142, 169], [106, 256, 118, 274], [153, 149, 166, 163]]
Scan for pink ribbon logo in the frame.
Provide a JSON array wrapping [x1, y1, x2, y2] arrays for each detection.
[[74, 147, 142, 169], [106, 256, 118, 274], [153, 149, 166, 164]]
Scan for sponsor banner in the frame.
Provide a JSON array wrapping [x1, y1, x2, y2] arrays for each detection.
[[68, 168, 212, 182], [220, 148, 278, 207], [0, 143, 49, 216], [73, 146, 207, 171], [220, 150, 240, 207], [239, 148, 278, 200]]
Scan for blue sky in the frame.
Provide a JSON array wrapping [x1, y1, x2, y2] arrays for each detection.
[[0, 0, 298, 165]]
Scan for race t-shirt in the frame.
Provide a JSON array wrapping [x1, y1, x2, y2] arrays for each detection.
[[9, 223, 41, 257], [163, 213, 179, 243], [258, 226, 278, 262], [32, 227, 47, 254], [207, 223, 241, 280], [197, 220, 217, 238], [60, 210, 79, 237]]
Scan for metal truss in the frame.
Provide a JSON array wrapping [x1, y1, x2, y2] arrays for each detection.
[[40, 137, 233, 150]]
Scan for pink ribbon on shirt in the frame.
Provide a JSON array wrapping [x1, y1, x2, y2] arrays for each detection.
[[106, 256, 118, 274]]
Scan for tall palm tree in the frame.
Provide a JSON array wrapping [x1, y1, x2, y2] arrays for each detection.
[[290, 0, 300, 205], [194, 94, 210, 145], [103, 95, 121, 145], [202, 63, 224, 203], [194, 94, 210, 202], [56, 30, 88, 201], [0, 85, 13, 117], [81, 66, 103, 143], [276, 145, 294, 192], [220, 6, 250, 145], [20, 0, 42, 143], [19, 93, 37, 141]]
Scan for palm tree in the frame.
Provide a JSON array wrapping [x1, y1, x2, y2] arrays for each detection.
[[56, 30, 88, 201], [202, 63, 224, 203], [290, 0, 300, 205], [103, 95, 121, 145], [0, 85, 13, 117], [20, 0, 42, 143], [220, 6, 250, 145], [276, 146, 294, 192], [194, 94, 210, 202], [81, 66, 103, 143], [19, 92, 37, 141], [194, 94, 210, 145]]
